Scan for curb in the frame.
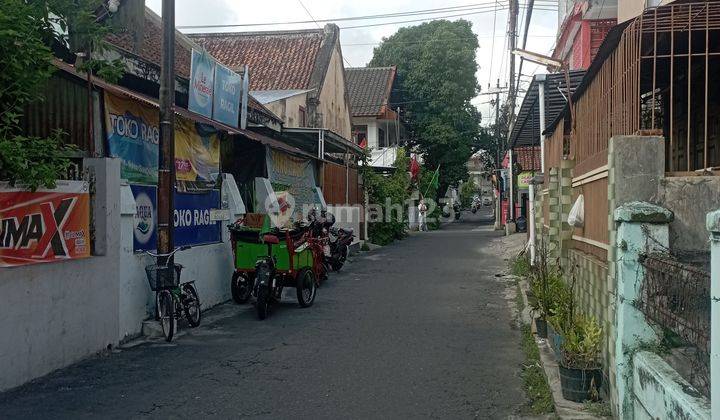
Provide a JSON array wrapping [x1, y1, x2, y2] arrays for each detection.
[[516, 281, 606, 420]]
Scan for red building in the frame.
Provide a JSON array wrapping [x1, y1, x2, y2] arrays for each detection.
[[553, 0, 617, 70]]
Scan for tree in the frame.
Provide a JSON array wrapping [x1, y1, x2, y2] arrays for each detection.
[[0, 0, 124, 190], [370, 20, 481, 197]]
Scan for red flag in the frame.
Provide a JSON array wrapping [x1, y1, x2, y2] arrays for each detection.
[[359, 138, 367, 149], [410, 155, 420, 181]]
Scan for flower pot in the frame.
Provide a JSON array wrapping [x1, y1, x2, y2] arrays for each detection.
[[558, 365, 602, 402], [552, 332, 564, 362], [534, 317, 548, 338]]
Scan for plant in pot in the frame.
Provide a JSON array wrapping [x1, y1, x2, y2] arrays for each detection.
[[559, 314, 603, 403], [529, 240, 560, 339]]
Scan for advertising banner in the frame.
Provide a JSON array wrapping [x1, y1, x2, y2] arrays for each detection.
[[175, 117, 220, 185], [517, 171, 535, 190], [188, 49, 216, 119], [104, 93, 160, 184], [265, 147, 320, 215], [0, 181, 91, 267], [213, 63, 242, 128], [130, 185, 221, 252]]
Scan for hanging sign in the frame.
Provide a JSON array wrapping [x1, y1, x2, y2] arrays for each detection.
[[188, 49, 216, 119], [104, 92, 159, 184], [0, 181, 91, 267], [517, 171, 535, 190], [213, 63, 242, 127]]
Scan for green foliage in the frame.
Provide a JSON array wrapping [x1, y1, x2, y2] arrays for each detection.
[[370, 20, 481, 193], [510, 254, 531, 278], [360, 242, 370, 252], [520, 324, 555, 415], [561, 314, 603, 370], [361, 149, 411, 245], [0, 131, 77, 191], [0, 0, 121, 190], [459, 180, 476, 208], [583, 400, 613, 417]]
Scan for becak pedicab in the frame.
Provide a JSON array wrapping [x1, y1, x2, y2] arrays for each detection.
[[228, 213, 324, 320]]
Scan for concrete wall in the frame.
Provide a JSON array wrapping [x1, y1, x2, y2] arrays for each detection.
[[657, 176, 720, 254], [264, 92, 308, 128], [118, 174, 245, 341], [633, 351, 710, 419], [318, 45, 352, 140], [0, 158, 122, 392]]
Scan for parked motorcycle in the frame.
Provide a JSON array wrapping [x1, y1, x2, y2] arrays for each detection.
[[453, 202, 462, 220], [327, 226, 354, 271]]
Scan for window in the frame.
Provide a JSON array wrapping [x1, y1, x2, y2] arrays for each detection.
[[353, 125, 367, 145], [378, 127, 387, 148], [298, 106, 306, 127]]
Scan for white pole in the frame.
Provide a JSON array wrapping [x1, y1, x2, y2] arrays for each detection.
[[709, 211, 720, 419], [537, 74, 547, 173], [529, 183, 536, 264], [509, 149, 514, 222]]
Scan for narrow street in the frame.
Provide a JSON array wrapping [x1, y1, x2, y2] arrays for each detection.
[[0, 209, 525, 419]]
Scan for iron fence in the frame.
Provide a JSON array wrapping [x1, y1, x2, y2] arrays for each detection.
[[638, 252, 710, 397]]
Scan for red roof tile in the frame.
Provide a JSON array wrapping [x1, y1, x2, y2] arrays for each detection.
[[188, 30, 325, 91], [105, 11, 193, 78], [515, 146, 542, 171]]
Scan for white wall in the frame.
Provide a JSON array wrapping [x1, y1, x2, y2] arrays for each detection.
[[118, 174, 245, 341], [0, 158, 122, 392]]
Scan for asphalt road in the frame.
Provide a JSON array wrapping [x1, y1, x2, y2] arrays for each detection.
[[0, 207, 525, 419]]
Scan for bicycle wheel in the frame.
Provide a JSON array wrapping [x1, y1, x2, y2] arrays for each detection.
[[157, 290, 175, 342], [182, 283, 201, 327]]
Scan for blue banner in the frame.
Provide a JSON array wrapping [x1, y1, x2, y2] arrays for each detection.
[[188, 49, 216, 119], [213, 64, 242, 127], [131, 185, 221, 252]]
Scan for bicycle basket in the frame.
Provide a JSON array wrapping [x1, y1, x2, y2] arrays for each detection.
[[145, 264, 181, 291]]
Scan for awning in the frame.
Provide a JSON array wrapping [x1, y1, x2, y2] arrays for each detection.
[[281, 127, 364, 156], [509, 70, 585, 148]]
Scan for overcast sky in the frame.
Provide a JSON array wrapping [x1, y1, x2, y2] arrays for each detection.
[[146, 0, 558, 125]]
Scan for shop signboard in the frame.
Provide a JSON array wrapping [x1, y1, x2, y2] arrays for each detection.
[[188, 49, 216, 119], [131, 185, 222, 252], [212, 63, 242, 127]]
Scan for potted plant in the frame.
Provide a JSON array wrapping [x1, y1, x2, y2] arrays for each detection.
[[528, 241, 561, 339], [558, 314, 603, 402]]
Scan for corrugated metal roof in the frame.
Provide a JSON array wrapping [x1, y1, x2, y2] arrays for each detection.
[[510, 70, 585, 147], [250, 89, 312, 104]]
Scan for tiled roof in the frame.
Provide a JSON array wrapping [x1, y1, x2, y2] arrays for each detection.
[[187, 30, 325, 91], [345, 67, 395, 117], [515, 146, 542, 171], [105, 10, 193, 78], [104, 7, 280, 124]]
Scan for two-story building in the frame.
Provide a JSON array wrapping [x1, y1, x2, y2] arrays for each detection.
[[345, 66, 406, 168]]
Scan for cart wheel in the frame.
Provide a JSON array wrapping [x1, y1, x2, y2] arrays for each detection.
[[231, 272, 252, 304], [296, 268, 316, 308]]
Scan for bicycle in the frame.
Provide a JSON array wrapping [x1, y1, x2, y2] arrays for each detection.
[[144, 246, 201, 341]]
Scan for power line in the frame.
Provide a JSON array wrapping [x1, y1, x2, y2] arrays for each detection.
[[296, 0, 354, 68], [487, 0, 499, 89], [178, 2, 557, 30], [339, 7, 507, 29]]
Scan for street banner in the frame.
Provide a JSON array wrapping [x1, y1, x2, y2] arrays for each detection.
[[213, 63, 242, 127], [104, 92, 159, 184], [0, 181, 90, 267], [130, 185, 221, 252], [265, 147, 320, 216], [175, 117, 220, 184], [188, 49, 216, 119]]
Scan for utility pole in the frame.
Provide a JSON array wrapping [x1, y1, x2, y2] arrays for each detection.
[[506, 0, 518, 227], [494, 79, 501, 230], [158, 0, 176, 262]]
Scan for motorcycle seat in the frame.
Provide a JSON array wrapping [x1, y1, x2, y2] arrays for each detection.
[[262, 234, 280, 245], [338, 227, 354, 235]]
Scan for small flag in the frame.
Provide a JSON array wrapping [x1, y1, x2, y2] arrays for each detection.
[[429, 165, 440, 189], [359, 138, 367, 149], [410, 155, 420, 181]]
